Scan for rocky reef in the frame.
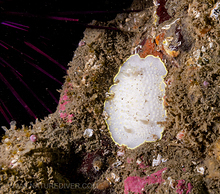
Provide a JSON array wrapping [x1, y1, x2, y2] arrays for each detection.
[[0, 0, 220, 193]]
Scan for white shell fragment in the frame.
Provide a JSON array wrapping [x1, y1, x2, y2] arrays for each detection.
[[210, 2, 220, 20], [104, 54, 167, 148], [111, 172, 120, 182], [152, 154, 162, 167], [167, 177, 176, 189], [196, 166, 205, 175], [83, 128, 93, 138], [112, 159, 122, 168]]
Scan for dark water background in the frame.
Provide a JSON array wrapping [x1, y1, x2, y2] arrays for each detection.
[[0, 0, 133, 135]]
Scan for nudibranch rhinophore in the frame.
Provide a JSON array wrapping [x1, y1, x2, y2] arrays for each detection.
[[104, 54, 167, 149]]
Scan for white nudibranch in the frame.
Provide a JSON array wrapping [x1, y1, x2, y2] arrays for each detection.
[[104, 54, 167, 149]]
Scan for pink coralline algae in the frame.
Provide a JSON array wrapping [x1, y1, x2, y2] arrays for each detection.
[[187, 183, 193, 193], [58, 88, 74, 123], [30, 135, 37, 142], [78, 40, 86, 47], [203, 81, 209, 87], [138, 162, 148, 169], [176, 180, 193, 194], [127, 157, 133, 164], [124, 168, 167, 194], [136, 157, 148, 169]]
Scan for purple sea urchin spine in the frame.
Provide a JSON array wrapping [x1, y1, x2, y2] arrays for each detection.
[[24, 59, 63, 85], [24, 41, 67, 71], [0, 105, 10, 124], [1, 21, 29, 31], [0, 71, 37, 120], [47, 16, 79, 22]]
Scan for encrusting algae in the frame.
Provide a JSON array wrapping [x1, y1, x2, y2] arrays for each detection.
[[0, 0, 220, 193]]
